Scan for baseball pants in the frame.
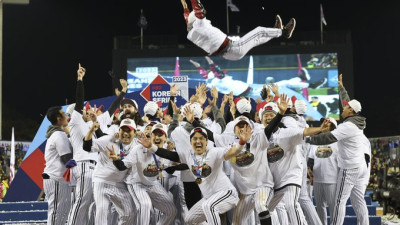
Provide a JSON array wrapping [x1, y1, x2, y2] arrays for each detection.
[[299, 161, 322, 225], [185, 189, 239, 225], [275, 201, 288, 225], [331, 166, 369, 225], [269, 185, 307, 225], [130, 182, 177, 225], [232, 186, 273, 225], [44, 179, 71, 225], [68, 161, 95, 225], [314, 183, 336, 225], [92, 182, 136, 225], [222, 27, 282, 61]]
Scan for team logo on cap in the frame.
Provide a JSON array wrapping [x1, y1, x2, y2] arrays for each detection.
[[267, 145, 284, 163], [191, 163, 212, 178], [316, 146, 333, 158]]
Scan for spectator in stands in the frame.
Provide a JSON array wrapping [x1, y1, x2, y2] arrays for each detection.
[[0, 175, 9, 202]]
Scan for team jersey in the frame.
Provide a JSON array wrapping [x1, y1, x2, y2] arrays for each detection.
[[68, 110, 98, 161], [360, 134, 371, 185], [331, 121, 366, 169], [187, 17, 227, 55], [170, 126, 197, 182], [89, 135, 128, 185], [268, 127, 305, 189], [308, 143, 339, 184], [43, 131, 73, 182], [122, 145, 169, 186], [215, 130, 274, 194], [179, 146, 235, 199]]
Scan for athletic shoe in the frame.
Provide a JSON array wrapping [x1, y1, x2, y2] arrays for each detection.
[[274, 15, 283, 29], [282, 18, 296, 39], [309, 77, 327, 89]]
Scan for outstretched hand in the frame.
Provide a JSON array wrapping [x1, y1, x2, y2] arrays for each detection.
[[238, 124, 252, 143], [120, 79, 128, 93], [170, 84, 179, 96], [276, 94, 289, 115], [137, 133, 153, 149], [77, 63, 86, 81], [170, 100, 180, 115], [338, 74, 344, 89], [184, 105, 195, 123]]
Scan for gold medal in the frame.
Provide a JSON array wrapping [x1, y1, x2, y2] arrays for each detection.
[[195, 178, 202, 184], [158, 171, 163, 179]]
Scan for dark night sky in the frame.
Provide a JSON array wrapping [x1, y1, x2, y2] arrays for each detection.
[[2, 0, 400, 139]]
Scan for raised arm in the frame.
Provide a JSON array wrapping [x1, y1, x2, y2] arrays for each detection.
[[264, 94, 288, 139], [338, 74, 350, 107], [209, 86, 226, 132], [107, 79, 127, 115], [75, 63, 86, 114], [224, 124, 252, 160]]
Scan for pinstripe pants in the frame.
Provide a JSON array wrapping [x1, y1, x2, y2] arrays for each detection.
[[275, 201, 288, 225], [68, 161, 95, 225], [314, 183, 336, 225], [232, 186, 273, 225], [269, 185, 307, 225], [223, 27, 282, 61], [93, 182, 136, 225], [331, 166, 369, 225], [130, 182, 177, 225], [186, 189, 239, 225], [44, 179, 71, 225], [299, 159, 322, 225]]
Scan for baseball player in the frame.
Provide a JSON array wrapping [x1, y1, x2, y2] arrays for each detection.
[[206, 95, 287, 225], [266, 101, 329, 225], [109, 122, 177, 225], [43, 106, 74, 225], [305, 74, 369, 225], [307, 118, 339, 225], [82, 118, 137, 225], [291, 99, 323, 225], [67, 64, 127, 225], [180, 0, 296, 61], [175, 126, 244, 225]]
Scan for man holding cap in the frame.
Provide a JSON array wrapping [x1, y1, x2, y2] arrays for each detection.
[[82, 118, 137, 225], [305, 74, 369, 225]]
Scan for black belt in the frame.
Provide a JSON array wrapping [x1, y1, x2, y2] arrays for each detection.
[[42, 173, 50, 179]]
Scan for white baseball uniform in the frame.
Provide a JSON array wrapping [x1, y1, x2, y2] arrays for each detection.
[[122, 144, 177, 225], [267, 126, 307, 225], [308, 143, 339, 225], [179, 147, 239, 225], [68, 110, 98, 225], [43, 130, 73, 225], [188, 17, 282, 61], [88, 134, 136, 225]]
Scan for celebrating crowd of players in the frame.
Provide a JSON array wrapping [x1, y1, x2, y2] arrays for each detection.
[[42, 62, 371, 225]]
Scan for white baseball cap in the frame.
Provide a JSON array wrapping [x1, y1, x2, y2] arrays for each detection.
[[236, 98, 252, 114], [343, 99, 362, 113], [189, 102, 203, 119], [119, 118, 136, 131], [144, 101, 159, 116], [294, 99, 307, 115], [259, 102, 278, 120], [326, 117, 338, 128], [233, 116, 254, 129], [190, 127, 208, 139], [151, 122, 167, 135]]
